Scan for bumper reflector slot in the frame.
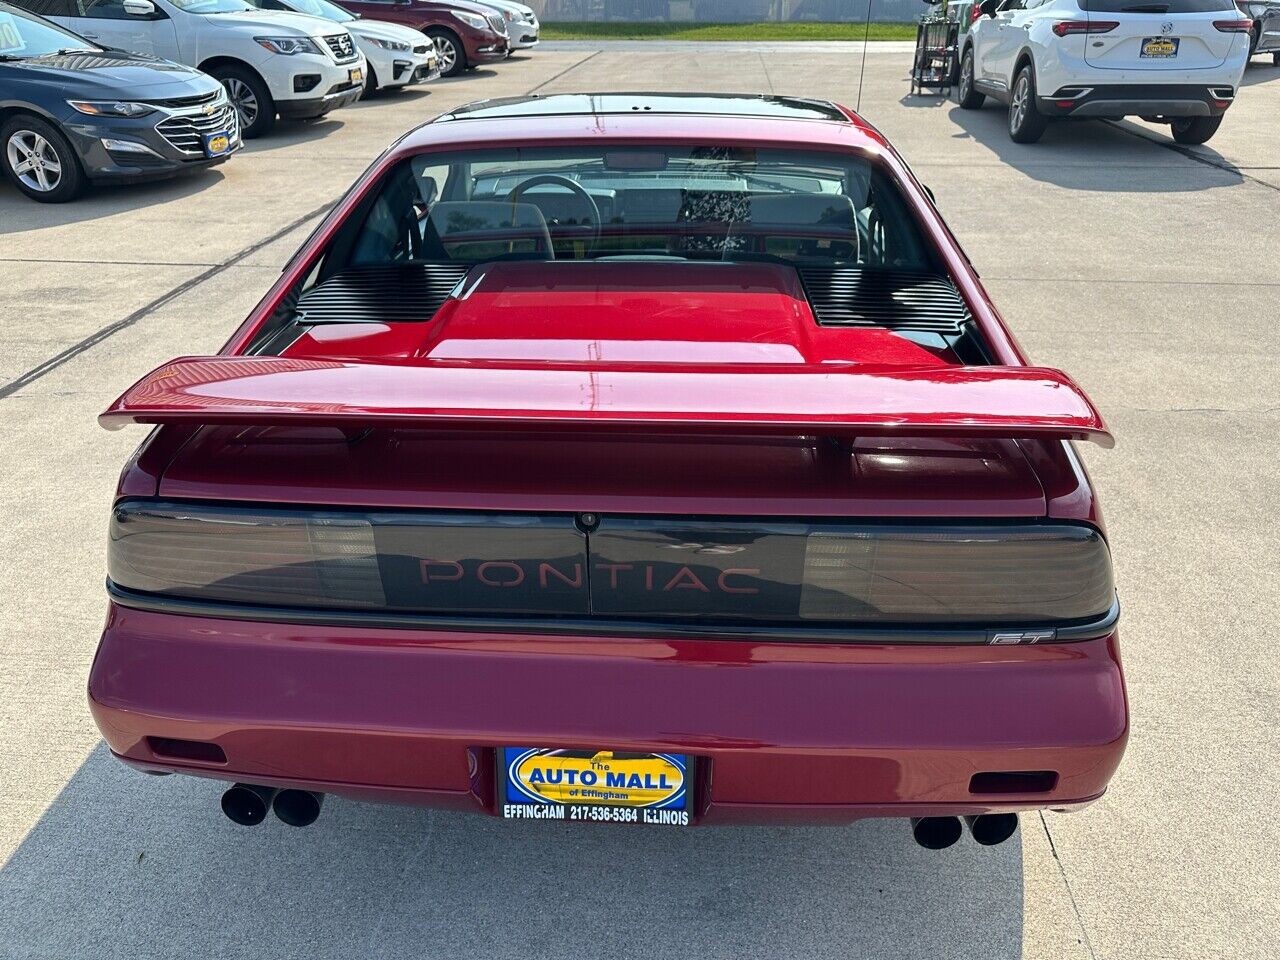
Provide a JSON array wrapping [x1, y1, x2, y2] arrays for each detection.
[[969, 770, 1058, 794], [146, 737, 228, 764]]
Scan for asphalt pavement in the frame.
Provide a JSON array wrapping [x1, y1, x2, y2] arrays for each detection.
[[1, 41, 1277, 960]]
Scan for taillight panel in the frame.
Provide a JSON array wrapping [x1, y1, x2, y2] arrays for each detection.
[[1052, 20, 1118, 36], [109, 500, 1116, 637]]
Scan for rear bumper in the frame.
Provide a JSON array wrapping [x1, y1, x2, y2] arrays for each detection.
[[89, 603, 1129, 824], [1038, 83, 1236, 118]]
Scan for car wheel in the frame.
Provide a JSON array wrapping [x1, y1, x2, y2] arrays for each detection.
[[1170, 115, 1223, 145], [362, 65, 379, 99], [211, 65, 275, 139], [1008, 65, 1048, 143], [1249, 24, 1260, 57], [1273, 51, 1279, 66], [1, 115, 83, 203], [427, 29, 466, 77], [956, 49, 985, 109]]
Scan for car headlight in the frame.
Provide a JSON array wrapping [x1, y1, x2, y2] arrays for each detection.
[[452, 10, 487, 30], [367, 36, 411, 51], [503, 9, 518, 20], [254, 36, 323, 55], [67, 100, 155, 118]]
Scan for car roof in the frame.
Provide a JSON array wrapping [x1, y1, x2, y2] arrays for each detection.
[[437, 92, 852, 123], [395, 93, 886, 156]]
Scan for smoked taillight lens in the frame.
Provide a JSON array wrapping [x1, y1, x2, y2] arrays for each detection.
[[109, 501, 386, 609], [1213, 18, 1253, 31], [109, 502, 1115, 631], [1052, 20, 1118, 35]]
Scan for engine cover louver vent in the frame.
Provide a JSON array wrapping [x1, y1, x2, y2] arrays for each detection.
[[295, 263, 471, 324], [797, 266, 970, 334]]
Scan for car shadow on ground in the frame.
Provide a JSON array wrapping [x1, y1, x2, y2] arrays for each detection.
[[1240, 58, 1280, 86], [0, 166, 227, 236], [942, 99, 1244, 191], [0, 744, 1027, 960], [239, 116, 346, 154]]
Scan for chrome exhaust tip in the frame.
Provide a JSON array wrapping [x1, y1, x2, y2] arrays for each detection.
[[910, 816, 963, 850], [220, 783, 278, 827], [272, 789, 324, 827], [964, 813, 1019, 846]]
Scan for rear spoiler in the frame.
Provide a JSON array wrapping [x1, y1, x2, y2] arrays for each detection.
[[98, 356, 1113, 447]]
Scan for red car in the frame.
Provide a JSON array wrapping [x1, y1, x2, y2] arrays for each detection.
[[93, 93, 1127, 847], [338, 0, 509, 76]]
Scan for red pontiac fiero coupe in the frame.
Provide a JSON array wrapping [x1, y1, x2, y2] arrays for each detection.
[[93, 94, 1126, 846]]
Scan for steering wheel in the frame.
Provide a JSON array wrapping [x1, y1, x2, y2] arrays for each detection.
[[508, 174, 602, 248]]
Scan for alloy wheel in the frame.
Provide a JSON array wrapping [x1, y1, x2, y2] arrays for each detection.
[[1010, 75, 1028, 133], [223, 78, 259, 129], [5, 130, 62, 193], [960, 55, 972, 99], [438, 38, 458, 72]]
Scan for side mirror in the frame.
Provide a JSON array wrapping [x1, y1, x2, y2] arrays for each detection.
[[978, 0, 1000, 16], [122, 0, 157, 15]]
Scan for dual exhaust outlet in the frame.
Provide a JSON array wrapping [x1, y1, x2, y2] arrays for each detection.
[[911, 814, 1019, 849], [221, 784, 1016, 845], [221, 784, 324, 827]]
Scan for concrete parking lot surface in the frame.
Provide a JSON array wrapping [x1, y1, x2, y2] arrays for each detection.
[[1, 43, 1277, 960]]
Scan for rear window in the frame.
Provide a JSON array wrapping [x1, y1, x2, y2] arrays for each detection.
[[338, 144, 936, 271], [1076, 0, 1234, 11]]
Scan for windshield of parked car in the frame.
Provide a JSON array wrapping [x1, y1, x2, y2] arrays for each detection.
[[0, 5, 100, 57], [281, 0, 354, 21], [166, 0, 254, 13], [345, 145, 936, 269]]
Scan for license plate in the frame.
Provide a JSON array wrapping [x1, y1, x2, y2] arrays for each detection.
[[1140, 36, 1179, 58], [499, 748, 692, 826], [203, 132, 230, 157], [349, 67, 363, 85]]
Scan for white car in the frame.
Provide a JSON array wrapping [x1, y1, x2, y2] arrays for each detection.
[[247, 0, 439, 95], [957, 0, 1251, 144], [479, 0, 537, 49], [39, 0, 367, 138]]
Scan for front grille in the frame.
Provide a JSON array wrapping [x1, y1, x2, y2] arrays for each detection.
[[147, 89, 220, 109], [155, 104, 237, 156], [797, 265, 970, 334], [323, 32, 356, 61], [487, 13, 506, 33], [295, 263, 471, 323]]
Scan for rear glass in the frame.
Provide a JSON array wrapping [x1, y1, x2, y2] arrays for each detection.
[[341, 145, 935, 271], [1077, 0, 1234, 11]]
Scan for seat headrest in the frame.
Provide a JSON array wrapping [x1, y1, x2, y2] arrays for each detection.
[[738, 193, 857, 231], [423, 201, 554, 260]]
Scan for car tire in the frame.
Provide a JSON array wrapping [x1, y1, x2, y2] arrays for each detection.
[[1273, 51, 1279, 65], [427, 29, 466, 77], [956, 49, 985, 109], [1008, 65, 1048, 143], [362, 65, 379, 99], [210, 64, 275, 139], [1170, 115, 1223, 145], [1, 115, 83, 203], [1249, 24, 1260, 57]]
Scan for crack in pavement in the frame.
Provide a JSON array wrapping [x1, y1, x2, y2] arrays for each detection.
[[0, 202, 332, 401], [1039, 811, 1099, 960], [1103, 119, 1280, 194], [526, 50, 601, 93]]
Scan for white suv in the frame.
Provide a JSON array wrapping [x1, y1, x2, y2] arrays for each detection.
[[40, 0, 367, 138], [957, 0, 1251, 144]]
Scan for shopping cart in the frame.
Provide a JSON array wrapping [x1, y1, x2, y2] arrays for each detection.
[[911, 13, 958, 97]]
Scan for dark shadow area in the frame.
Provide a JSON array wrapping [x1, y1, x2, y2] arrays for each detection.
[[352, 85, 435, 108], [241, 116, 345, 154], [1240, 58, 1280, 86], [439, 67, 500, 83], [0, 745, 1027, 960], [0, 166, 226, 236], [944, 100, 1244, 192]]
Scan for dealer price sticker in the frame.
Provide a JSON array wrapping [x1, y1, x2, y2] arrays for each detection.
[[499, 748, 691, 826]]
